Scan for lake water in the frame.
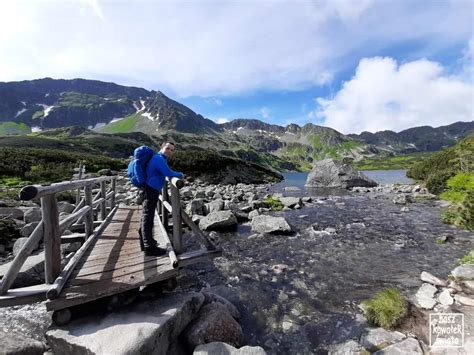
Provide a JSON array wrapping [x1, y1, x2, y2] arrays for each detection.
[[271, 169, 413, 194]]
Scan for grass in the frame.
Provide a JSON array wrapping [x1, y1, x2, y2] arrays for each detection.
[[459, 250, 474, 265], [355, 152, 432, 171], [98, 114, 139, 133], [362, 288, 407, 329], [266, 195, 284, 211], [0, 121, 31, 136]]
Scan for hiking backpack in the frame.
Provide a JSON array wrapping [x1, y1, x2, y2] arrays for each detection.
[[127, 146, 154, 188]]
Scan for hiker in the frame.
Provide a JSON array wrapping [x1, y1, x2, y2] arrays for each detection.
[[140, 142, 183, 256]]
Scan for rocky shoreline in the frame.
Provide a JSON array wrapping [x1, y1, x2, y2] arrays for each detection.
[[0, 174, 473, 354]]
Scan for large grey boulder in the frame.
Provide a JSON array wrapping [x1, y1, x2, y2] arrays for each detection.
[[206, 199, 225, 214], [0, 329, 47, 355], [452, 264, 474, 280], [373, 337, 423, 354], [46, 292, 205, 355], [187, 199, 206, 216], [24, 208, 42, 224], [200, 211, 238, 231], [20, 221, 40, 238], [0, 207, 24, 219], [194, 342, 266, 354], [305, 159, 377, 189], [0, 251, 45, 288], [184, 302, 243, 348], [251, 215, 291, 234], [328, 340, 367, 354], [279, 196, 302, 208], [360, 328, 405, 352], [58, 201, 75, 214]]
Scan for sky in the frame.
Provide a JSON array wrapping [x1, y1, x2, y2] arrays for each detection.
[[0, 0, 472, 134]]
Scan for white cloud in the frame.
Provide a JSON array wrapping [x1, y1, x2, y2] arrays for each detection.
[[205, 97, 223, 106], [215, 117, 230, 124], [260, 107, 271, 120], [315, 57, 474, 134], [0, 1, 471, 98]]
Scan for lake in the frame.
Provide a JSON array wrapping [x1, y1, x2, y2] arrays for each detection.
[[271, 169, 414, 194]]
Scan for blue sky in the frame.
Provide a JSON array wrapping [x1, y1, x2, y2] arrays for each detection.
[[0, 0, 472, 134]]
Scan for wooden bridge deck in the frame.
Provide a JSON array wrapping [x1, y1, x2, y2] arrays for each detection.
[[46, 205, 218, 311]]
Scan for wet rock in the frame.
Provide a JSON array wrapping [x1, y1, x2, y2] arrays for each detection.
[[329, 339, 367, 354], [372, 337, 422, 354], [46, 292, 205, 355], [0, 329, 47, 355], [279, 197, 302, 208], [251, 215, 291, 234], [20, 221, 40, 238], [420, 271, 447, 287], [415, 283, 437, 309], [305, 159, 377, 189], [193, 342, 266, 355], [452, 264, 474, 280], [438, 289, 454, 306], [200, 211, 238, 231], [24, 208, 42, 223], [360, 328, 405, 351], [184, 302, 243, 348]]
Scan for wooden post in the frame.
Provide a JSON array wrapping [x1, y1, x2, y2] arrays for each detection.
[[100, 181, 107, 220], [75, 161, 83, 204], [84, 184, 94, 238], [111, 178, 116, 208], [170, 184, 183, 253], [161, 181, 169, 228], [41, 194, 61, 284]]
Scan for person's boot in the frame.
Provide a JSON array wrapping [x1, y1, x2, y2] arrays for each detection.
[[144, 246, 167, 257]]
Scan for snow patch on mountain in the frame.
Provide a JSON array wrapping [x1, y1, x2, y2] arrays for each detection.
[[31, 126, 42, 132], [15, 108, 27, 118], [110, 117, 124, 124], [44, 106, 55, 117], [89, 122, 106, 130]]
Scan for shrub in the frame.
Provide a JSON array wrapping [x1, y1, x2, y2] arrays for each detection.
[[457, 192, 474, 231], [266, 195, 284, 211], [362, 288, 407, 329], [459, 250, 474, 265], [441, 210, 457, 225]]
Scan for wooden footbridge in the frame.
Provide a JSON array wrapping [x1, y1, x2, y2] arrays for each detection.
[[0, 175, 220, 323]]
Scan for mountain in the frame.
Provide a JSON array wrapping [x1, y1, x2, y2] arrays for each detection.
[[349, 121, 474, 153]]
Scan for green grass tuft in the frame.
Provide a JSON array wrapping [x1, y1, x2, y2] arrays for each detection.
[[362, 288, 407, 329], [266, 195, 284, 211], [459, 250, 474, 265]]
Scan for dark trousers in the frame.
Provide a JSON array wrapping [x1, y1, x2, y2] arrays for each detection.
[[139, 185, 160, 249]]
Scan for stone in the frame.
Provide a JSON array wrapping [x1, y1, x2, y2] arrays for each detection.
[[0, 251, 45, 288], [251, 215, 291, 234], [462, 280, 474, 293], [392, 194, 412, 205], [279, 196, 302, 208], [420, 271, 447, 287], [46, 292, 205, 355], [415, 283, 437, 309], [437, 289, 454, 306], [20, 221, 41, 238], [207, 199, 225, 214], [373, 337, 422, 354], [360, 328, 405, 351], [0, 207, 24, 219], [193, 342, 266, 355], [200, 211, 238, 231], [0, 329, 47, 355], [283, 186, 301, 192], [454, 294, 474, 306], [184, 302, 243, 348], [57, 201, 75, 214], [187, 199, 206, 216], [248, 210, 259, 220], [13, 236, 39, 256], [202, 292, 241, 319], [452, 264, 474, 280], [329, 339, 367, 354], [24, 208, 42, 223], [305, 159, 377, 189]]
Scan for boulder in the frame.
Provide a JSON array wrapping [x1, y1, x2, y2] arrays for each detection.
[[0, 329, 47, 355], [328, 340, 367, 354], [20, 221, 41, 238], [248, 210, 260, 220], [279, 197, 302, 208], [360, 328, 405, 352], [187, 199, 206, 216], [305, 159, 377, 189], [437, 289, 454, 306], [0, 207, 24, 219], [194, 342, 266, 354], [451, 264, 474, 280], [46, 292, 205, 355], [183, 302, 243, 348], [206, 199, 225, 214], [57, 201, 75, 214], [24, 208, 42, 224], [202, 293, 241, 319], [251, 215, 291, 234], [373, 337, 422, 354], [415, 283, 437, 309], [0, 251, 45, 288], [420, 271, 447, 287], [200, 211, 238, 231]]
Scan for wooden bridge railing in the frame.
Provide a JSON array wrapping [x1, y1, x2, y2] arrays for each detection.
[[0, 176, 117, 296]]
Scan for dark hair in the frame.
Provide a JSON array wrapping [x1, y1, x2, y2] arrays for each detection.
[[161, 141, 176, 147]]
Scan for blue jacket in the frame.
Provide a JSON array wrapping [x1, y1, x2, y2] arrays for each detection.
[[146, 152, 183, 191]]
